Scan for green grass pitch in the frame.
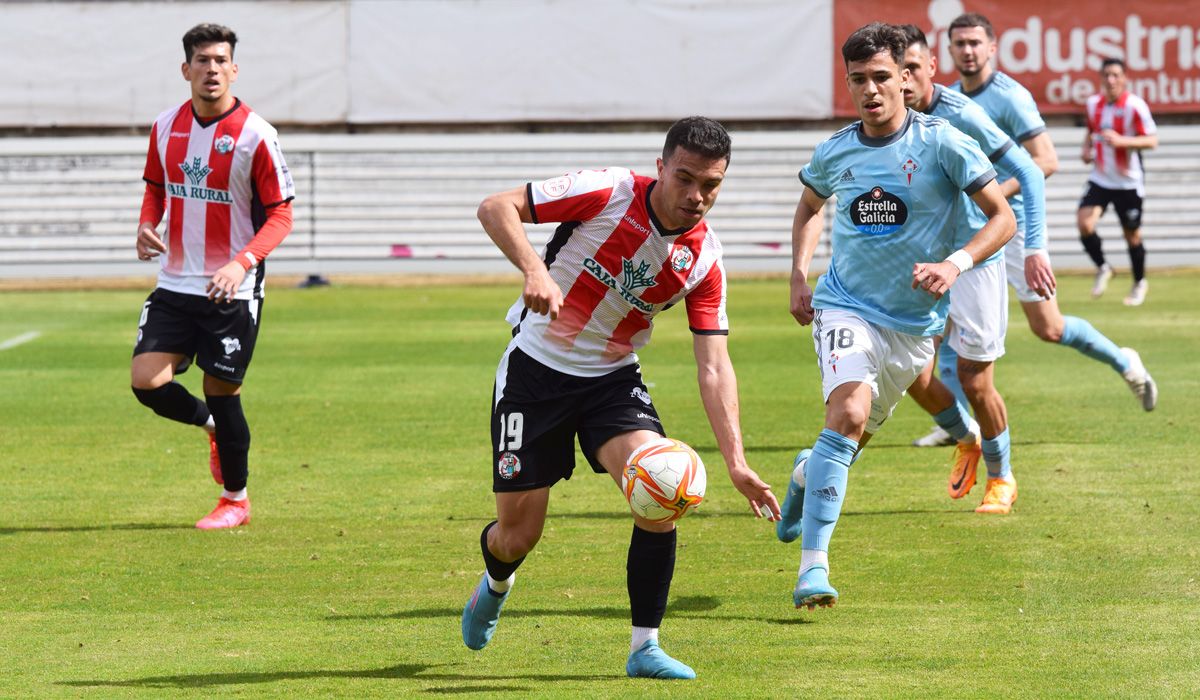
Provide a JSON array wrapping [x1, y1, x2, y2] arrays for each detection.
[[1, 272, 1197, 698]]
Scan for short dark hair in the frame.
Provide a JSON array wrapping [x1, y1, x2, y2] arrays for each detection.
[[663, 116, 731, 165], [841, 22, 907, 68], [898, 24, 929, 51], [1101, 57, 1126, 73], [183, 23, 238, 62], [948, 13, 995, 41]]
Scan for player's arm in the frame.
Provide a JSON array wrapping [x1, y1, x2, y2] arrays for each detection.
[[790, 187, 827, 326], [136, 183, 167, 261], [994, 145, 1056, 298], [1081, 128, 1095, 164], [478, 186, 561, 319], [998, 131, 1059, 198], [692, 332, 780, 521], [912, 180, 1014, 299], [207, 201, 295, 303], [1101, 131, 1158, 150]]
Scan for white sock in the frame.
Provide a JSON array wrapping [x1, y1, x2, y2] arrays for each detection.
[[222, 488, 248, 501], [487, 573, 514, 594], [791, 458, 807, 486], [203, 416, 216, 433], [631, 626, 658, 652], [800, 549, 829, 575]]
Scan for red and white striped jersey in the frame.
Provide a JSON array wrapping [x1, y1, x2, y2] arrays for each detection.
[[508, 167, 729, 377], [1085, 91, 1157, 193], [143, 99, 295, 299]]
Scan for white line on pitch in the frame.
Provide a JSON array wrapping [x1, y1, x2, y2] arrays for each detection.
[[0, 331, 41, 352]]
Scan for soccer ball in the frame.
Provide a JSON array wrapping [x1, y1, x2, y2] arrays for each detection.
[[622, 438, 707, 523]]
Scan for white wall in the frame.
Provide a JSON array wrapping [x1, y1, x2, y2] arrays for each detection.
[[1, 0, 832, 128]]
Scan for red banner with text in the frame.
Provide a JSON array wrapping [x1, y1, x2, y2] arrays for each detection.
[[833, 0, 1200, 116]]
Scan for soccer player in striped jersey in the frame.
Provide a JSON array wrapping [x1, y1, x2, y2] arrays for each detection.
[[778, 23, 1014, 609], [897, 25, 1051, 514], [460, 117, 781, 679], [130, 24, 294, 529], [1078, 58, 1158, 306], [940, 12, 1157, 419]]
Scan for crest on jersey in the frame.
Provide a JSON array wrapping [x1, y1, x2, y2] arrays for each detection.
[[900, 157, 920, 185], [180, 157, 212, 185], [850, 186, 908, 235], [214, 135, 235, 154], [541, 175, 573, 199], [622, 258, 658, 290], [670, 245, 694, 273], [220, 336, 242, 356]]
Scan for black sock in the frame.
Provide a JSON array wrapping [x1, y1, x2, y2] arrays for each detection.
[[1081, 234, 1106, 267], [205, 394, 250, 492], [480, 521, 525, 583], [627, 525, 676, 629], [132, 383, 210, 426], [1128, 242, 1146, 282]]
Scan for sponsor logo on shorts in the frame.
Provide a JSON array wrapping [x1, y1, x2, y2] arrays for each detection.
[[829, 352, 839, 373], [213, 362, 236, 373], [670, 245, 694, 273], [630, 387, 652, 405], [850, 186, 908, 235], [214, 135, 236, 154], [812, 485, 840, 502], [498, 451, 521, 479], [220, 336, 242, 357], [636, 411, 661, 424]]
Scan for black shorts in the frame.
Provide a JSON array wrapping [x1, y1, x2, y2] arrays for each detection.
[[132, 288, 262, 385], [490, 346, 666, 492], [1079, 182, 1144, 230]]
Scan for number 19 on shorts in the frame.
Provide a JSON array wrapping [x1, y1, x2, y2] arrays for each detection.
[[497, 412, 524, 451]]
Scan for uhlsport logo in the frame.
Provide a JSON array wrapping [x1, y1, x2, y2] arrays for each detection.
[[669, 245, 694, 273], [220, 336, 242, 356], [630, 387, 652, 405], [850, 186, 908, 235], [497, 451, 521, 479], [214, 135, 236, 154], [169, 157, 233, 204], [582, 257, 654, 312]]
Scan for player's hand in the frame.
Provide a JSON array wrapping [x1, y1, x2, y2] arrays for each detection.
[[1081, 149, 1094, 164], [727, 465, 781, 521], [1024, 252, 1057, 300], [136, 223, 166, 261], [911, 261, 960, 299], [1100, 129, 1123, 147], [790, 271, 814, 326], [206, 260, 247, 303], [523, 267, 562, 320]]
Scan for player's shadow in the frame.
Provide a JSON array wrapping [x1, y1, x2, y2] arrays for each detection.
[[57, 661, 617, 689], [0, 522, 192, 536], [331, 594, 805, 625]]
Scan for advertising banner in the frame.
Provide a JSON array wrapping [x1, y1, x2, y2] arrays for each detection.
[[833, 0, 1200, 116]]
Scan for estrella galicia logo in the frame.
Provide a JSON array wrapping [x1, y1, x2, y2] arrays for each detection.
[[180, 157, 211, 185], [850, 186, 908, 235], [214, 135, 235, 154]]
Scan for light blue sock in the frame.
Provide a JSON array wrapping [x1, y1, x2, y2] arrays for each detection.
[[800, 429, 858, 552], [937, 343, 971, 412], [981, 428, 1012, 479], [933, 402, 973, 443], [1059, 316, 1129, 373]]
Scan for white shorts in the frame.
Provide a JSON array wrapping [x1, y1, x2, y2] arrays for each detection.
[[946, 261, 1007, 362], [811, 308, 935, 435], [1004, 228, 1055, 303]]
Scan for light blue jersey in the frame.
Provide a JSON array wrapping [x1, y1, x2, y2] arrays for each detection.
[[800, 110, 996, 337], [950, 72, 1047, 249], [924, 84, 1045, 256]]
